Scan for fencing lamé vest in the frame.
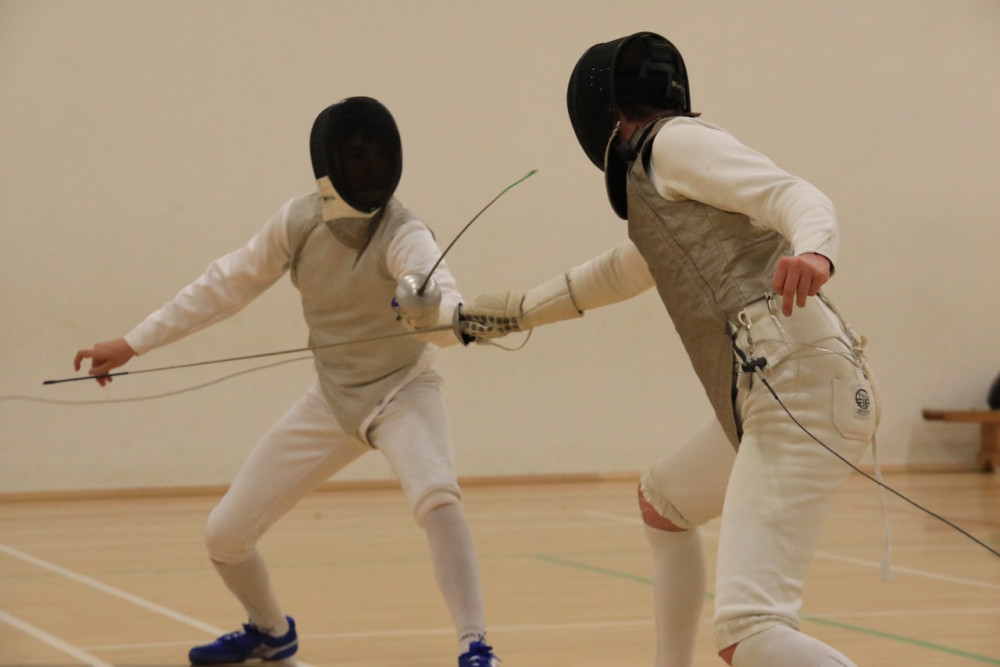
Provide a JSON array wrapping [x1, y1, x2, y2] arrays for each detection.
[[285, 194, 426, 437], [625, 118, 791, 447]]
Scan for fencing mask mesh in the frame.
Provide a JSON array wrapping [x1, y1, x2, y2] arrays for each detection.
[[310, 97, 402, 214]]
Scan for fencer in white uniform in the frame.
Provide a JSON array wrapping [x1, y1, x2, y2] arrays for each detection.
[[459, 33, 880, 667], [73, 97, 501, 667]]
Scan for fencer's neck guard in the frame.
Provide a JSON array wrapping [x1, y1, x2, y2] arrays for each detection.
[[603, 114, 674, 219], [317, 175, 376, 222]]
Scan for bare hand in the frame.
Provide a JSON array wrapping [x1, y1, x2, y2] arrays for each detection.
[[771, 253, 832, 316], [73, 338, 136, 386]]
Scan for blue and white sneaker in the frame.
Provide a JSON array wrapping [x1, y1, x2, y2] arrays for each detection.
[[459, 637, 501, 667], [188, 616, 298, 665]]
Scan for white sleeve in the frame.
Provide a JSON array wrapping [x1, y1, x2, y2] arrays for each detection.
[[648, 118, 839, 266], [567, 240, 656, 311], [386, 219, 463, 347], [123, 202, 293, 355]]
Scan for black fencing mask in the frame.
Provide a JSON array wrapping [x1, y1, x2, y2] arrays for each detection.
[[566, 32, 691, 218], [310, 97, 402, 215]]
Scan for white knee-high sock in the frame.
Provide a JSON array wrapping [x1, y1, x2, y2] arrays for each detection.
[[645, 525, 706, 667], [732, 625, 856, 667], [213, 550, 289, 636], [421, 502, 486, 652]]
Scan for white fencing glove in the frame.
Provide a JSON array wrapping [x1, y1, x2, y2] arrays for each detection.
[[392, 273, 442, 331], [457, 272, 582, 342]]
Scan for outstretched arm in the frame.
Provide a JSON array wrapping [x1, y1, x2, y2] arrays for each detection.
[[458, 240, 655, 341], [123, 209, 291, 355], [70, 203, 292, 384]]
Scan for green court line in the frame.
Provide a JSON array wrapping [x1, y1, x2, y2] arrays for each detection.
[[534, 554, 1000, 665]]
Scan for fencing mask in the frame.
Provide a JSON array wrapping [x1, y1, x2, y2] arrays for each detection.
[[310, 97, 402, 217], [566, 32, 691, 218]]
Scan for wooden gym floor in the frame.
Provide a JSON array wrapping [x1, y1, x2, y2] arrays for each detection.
[[1, 472, 998, 666]]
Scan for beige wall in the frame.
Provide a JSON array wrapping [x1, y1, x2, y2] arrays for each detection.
[[2, 0, 999, 493]]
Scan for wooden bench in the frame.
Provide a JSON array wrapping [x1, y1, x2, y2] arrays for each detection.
[[922, 409, 1000, 472]]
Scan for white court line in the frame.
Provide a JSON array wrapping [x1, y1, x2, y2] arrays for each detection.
[[583, 510, 1000, 592], [0, 542, 316, 667], [0, 608, 113, 667], [0, 542, 223, 634], [816, 552, 1000, 591]]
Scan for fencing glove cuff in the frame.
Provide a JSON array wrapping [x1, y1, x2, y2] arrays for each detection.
[[458, 272, 583, 342]]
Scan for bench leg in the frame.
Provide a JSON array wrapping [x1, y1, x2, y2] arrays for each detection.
[[976, 423, 1000, 473]]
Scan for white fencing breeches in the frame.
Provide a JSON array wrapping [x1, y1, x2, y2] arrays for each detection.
[[204, 371, 461, 563], [639, 295, 879, 654]]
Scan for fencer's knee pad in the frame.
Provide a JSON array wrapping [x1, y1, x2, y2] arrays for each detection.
[[637, 482, 685, 530], [413, 486, 462, 526], [203, 504, 257, 564], [639, 470, 719, 531], [638, 422, 733, 530]]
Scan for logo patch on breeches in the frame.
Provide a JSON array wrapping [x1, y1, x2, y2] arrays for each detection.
[[854, 388, 871, 416]]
